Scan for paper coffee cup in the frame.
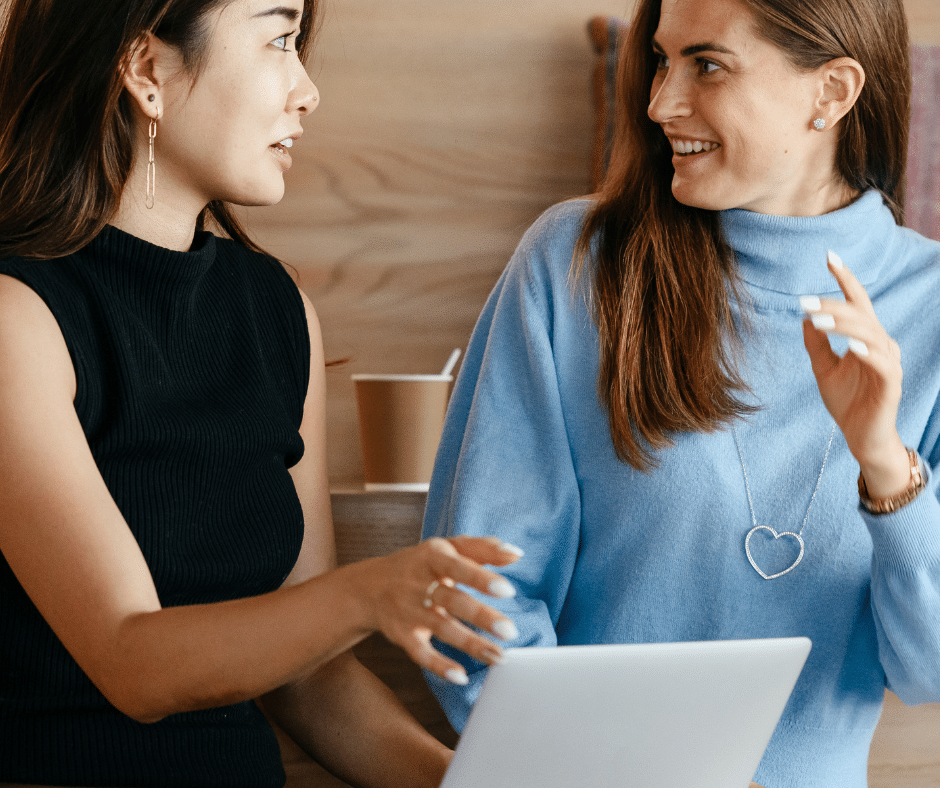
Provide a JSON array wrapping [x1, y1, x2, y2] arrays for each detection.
[[352, 373, 453, 492]]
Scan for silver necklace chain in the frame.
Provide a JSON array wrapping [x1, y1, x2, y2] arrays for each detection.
[[732, 423, 836, 580]]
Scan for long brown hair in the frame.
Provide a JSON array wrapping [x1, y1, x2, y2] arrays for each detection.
[[0, 0, 320, 260], [575, 0, 911, 471]]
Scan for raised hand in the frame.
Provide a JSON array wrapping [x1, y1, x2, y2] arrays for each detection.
[[799, 250, 911, 498]]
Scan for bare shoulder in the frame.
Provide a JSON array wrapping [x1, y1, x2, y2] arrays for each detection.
[[294, 283, 322, 336], [0, 273, 76, 399], [0, 271, 53, 321], [290, 281, 326, 370]]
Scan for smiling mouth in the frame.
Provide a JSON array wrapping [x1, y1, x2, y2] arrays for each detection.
[[670, 139, 720, 156], [271, 138, 294, 155]]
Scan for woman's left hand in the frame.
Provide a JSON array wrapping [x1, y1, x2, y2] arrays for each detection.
[[800, 251, 910, 497]]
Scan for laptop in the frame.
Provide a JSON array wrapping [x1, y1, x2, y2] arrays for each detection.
[[440, 637, 811, 788]]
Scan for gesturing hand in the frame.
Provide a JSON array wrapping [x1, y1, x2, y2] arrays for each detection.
[[800, 250, 910, 496], [355, 536, 523, 686]]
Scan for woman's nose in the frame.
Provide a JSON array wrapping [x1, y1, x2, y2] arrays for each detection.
[[647, 72, 689, 124], [290, 67, 319, 117]]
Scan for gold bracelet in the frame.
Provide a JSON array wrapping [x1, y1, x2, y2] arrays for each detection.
[[858, 448, 926, 515]]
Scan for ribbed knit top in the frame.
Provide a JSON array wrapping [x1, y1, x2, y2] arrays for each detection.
[[0, 226, 310, 787]]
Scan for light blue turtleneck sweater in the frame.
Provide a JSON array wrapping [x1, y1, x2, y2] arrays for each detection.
[[423, 191, 940, 788]]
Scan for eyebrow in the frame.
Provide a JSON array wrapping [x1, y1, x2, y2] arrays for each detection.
[[651, 38, 737, 58], [252, 6, 300, 22]]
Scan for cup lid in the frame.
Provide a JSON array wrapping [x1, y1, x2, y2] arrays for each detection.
[[351, 373, 454, 382]]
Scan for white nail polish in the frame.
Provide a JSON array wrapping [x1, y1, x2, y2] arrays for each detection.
[[492, 619, 519, 640], [798, 295, 822, 313], [489, 578, 516, 599], [827, 250, 844, 269], [500, 543, 525, 558], [446, 668, 469, 686], [847, 338, 870, 357], [810, 313, 836, 331]]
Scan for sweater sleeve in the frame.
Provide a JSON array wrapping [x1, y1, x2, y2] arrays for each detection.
[[865, 428, 940, 705], [421, 209, 583, 731]]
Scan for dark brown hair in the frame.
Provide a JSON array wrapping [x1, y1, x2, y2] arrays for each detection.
[[0, 0, 320, 259], [575, 0, 911, 471]]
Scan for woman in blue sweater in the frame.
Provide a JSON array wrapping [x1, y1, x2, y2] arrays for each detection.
[[0, 0, 519, 785], [423, 0, 940, 785]]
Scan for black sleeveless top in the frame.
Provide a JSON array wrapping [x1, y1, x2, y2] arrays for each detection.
[[0, 227, 310, 787]]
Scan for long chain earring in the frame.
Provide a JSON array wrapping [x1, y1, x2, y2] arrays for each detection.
[[146, 103, 160, 210]]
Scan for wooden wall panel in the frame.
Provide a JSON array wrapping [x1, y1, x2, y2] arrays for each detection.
[[238, 0, 633, 483], [907, 0, 940, 44]]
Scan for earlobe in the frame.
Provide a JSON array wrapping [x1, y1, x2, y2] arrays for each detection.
[[812, 57, 866, 131]]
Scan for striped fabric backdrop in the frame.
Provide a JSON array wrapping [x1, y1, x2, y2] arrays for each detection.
[[907, 45, 940, 241]]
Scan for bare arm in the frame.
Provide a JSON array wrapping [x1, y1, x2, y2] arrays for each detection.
[[262, 652, 454, 788], [0, 276, 518, 727]]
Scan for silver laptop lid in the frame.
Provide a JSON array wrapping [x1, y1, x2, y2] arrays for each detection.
[[441, 637, 811, 788]]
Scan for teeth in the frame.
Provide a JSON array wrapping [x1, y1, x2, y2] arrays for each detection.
[[279, 138, 293, 148], [670, 139, 718, 154]]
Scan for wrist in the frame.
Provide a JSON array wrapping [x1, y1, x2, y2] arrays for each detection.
[[856, 439, 911, 500], [301, 560, 379, 644], [333, 558, 384, 636], [859, 447, 926, 515]]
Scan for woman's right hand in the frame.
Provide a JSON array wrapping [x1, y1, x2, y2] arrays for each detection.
[[351, 536, 523, 685]]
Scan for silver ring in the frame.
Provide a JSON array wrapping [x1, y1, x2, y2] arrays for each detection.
[[423, 579, 441, 609]]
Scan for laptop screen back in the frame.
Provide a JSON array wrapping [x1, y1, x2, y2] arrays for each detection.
[[440, 637, 811, 788]]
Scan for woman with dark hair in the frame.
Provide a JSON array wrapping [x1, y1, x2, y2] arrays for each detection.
[[423, 0, 940, 784], [0, 1, 521, 786]]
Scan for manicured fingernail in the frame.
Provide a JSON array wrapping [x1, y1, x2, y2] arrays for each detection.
[[810, 313, 835, 330], [492, 619, 519, 640], [446, 668, 469, 686], [489, 578, 516, 598], [848, 338, 869, 357], [500, 543, 525, 558], [798, 295, 821, 313], [827, 250, 844, 269]]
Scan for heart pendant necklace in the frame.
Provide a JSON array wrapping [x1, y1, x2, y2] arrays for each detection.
[[732, 424, 836, 580]]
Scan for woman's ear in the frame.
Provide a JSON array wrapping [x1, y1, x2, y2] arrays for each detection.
[[812, 57, 865, 130], [122, 33, 180, 118]]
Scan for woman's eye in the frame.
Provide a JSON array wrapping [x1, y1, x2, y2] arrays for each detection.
[[655, 53, 669, 70], [272, 34, 292, 51], [698, 59, 721, 75]]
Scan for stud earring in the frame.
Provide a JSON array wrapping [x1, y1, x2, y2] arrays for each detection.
[[146, 109, 160, 210], [813, 118, 826, 131], [147, 94, 156, 103]]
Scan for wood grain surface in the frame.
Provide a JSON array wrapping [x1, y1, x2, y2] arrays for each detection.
[[237, 0, 632, 484]]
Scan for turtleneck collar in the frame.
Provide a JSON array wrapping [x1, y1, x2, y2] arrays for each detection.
[[90, 224, 217, 284], [720, 190, 897, 298]]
